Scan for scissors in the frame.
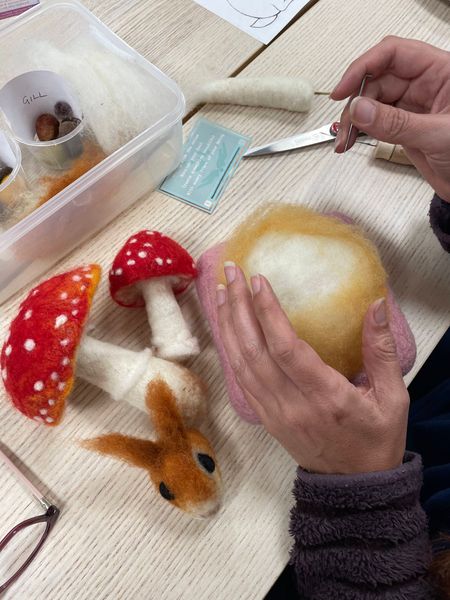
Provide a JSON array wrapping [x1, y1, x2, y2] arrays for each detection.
[[243, 120, 411, 165], [244, 121, 361, 157]]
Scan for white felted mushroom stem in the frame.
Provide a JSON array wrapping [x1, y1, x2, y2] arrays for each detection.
[[186, 77, 314, 113], [77, 336, 151, 404], [139, 278, 200, 362], [76, 335, 205, 426]]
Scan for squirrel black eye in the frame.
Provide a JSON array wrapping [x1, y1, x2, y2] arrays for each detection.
[[159, 482, 175, 501], [197, 453, 215, 473]]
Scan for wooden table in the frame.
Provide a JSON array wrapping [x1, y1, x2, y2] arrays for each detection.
[[1, 1, 449, 599]]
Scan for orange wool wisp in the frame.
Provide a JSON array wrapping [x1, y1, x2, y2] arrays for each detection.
[[217, 204, 388, 379]]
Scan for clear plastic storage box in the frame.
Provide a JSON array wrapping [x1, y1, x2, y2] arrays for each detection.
[[0, 0, 185, 303]]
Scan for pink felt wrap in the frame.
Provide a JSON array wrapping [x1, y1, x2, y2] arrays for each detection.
[[195, 215, 417, 424]]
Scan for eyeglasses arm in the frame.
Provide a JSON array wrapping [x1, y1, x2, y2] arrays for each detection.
[[0, 447, 52, 511]]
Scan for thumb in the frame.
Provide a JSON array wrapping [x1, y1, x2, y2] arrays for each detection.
[[349, 96, 449, 150], [361, 298, 404, 399]]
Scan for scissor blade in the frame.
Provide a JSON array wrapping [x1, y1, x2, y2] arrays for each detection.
[[244, 124, 336, 157]]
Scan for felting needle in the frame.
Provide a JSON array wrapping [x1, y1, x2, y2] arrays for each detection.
[[343, 74, 372, 152]]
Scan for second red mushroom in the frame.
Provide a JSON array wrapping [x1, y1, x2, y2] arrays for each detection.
[[109, 231, 200, 361]]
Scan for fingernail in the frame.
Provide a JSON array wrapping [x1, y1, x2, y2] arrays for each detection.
[[374, 298, 388, 326], [250, 275, 261, 295], [350, 96, 376, 126], [216, 284, 227, 307], [224, 261, 236, 284]]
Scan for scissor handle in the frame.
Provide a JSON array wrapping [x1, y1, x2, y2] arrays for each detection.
[[329, 122, 340, 137], [330, 121, 369, 140]]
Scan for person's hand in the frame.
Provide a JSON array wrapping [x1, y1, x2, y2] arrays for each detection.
[[331, 37, 450, 202], [216, 262, 410, 475]]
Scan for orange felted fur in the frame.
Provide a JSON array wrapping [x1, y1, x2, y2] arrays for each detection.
[[83, 380, 221, 518], [217, 204, 387, 379]]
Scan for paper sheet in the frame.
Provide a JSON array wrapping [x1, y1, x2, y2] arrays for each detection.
[[192, 0, 311, 44]]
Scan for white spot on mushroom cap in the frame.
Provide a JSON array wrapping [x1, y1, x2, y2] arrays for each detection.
[[34, 381, 44, 392], [129, 238, 137, 244], [24, 310, 32, 320], [82, 267, 90, 272], [34, 416, 43, 422], [167, 258, 172, 265], [61, 358, 70, 366], [146, 231, 155, 235], [80, 285, 86, 292], [144, 243, 152, 248], [85, 274, 93, 279], [60, 339, 69, 347], [58, 382, 66, 391], [72, 299, 79, 305], [4, 345, 12, 356], [72, 310, 78, 317], [45, 417, 54, 423], [48, 399, 55, 406], [50, 372, 59, 381], [155, 257, 163, 266], [55, 315, 68, 329], [32, 290, 39, 296], [2, 368, 7, 381], [24, 339, 35, 352], [60, 292, 68, 300], [72, 275, 81, 282], [127, 260, 136, 266], [115, 268, 123, 276], [138, 251, 147, 258], [40, 408, 47, 415], [126, 251, 132, 256]]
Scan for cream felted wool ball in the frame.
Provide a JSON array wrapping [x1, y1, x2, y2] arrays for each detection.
[[196, 204, 416, 423]]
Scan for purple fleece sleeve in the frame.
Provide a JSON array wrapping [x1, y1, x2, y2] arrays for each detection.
[[429, 194, 450, 252], [289, 452, 434, 599]]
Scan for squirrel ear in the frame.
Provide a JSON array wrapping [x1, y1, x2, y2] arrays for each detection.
[[82, 433, 161, 470], [145, 379, 187, 443]]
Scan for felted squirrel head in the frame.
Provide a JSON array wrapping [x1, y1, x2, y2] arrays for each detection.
[[84, 380, 222, 519]]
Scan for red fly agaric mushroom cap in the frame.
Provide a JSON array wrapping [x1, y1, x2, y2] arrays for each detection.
[[109, 230, 197, 307], [1, 265, 101, 426]]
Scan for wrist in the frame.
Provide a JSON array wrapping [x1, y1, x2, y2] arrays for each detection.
[[435, 189, 450, 204], [295, 451, 421, 499]]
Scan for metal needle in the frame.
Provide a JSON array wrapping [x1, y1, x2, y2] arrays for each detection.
[[343, 74, 372, 152]]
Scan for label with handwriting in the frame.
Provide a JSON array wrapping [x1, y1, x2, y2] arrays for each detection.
[[22, 91, 48, 105]]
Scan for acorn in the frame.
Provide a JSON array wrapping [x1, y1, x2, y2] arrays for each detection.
[[58, 118, 81, 138], [0, 166, 12, 186], [35, 114, 59, 141], [54, 101, 74, 120]]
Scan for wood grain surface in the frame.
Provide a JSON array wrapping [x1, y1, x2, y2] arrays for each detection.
[[1, 1, 449, 599]]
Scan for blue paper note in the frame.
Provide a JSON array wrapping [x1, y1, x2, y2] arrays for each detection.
[[159, 118, 251, 214]]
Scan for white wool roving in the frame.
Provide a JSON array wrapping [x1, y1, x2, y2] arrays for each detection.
[[186, 76, 314, 112], [1, 35, 173, 155], [245, 232, 359, 312]]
